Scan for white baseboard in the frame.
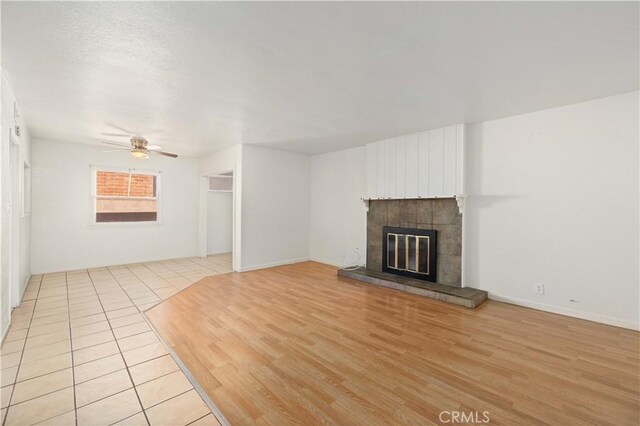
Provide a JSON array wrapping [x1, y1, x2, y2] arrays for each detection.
[[18, 274, 30, 305], [0, 274, 31, 345], [2, 273, 32, 344], [206, 251, 232, 256], [238, 257, 310, 272], [1, 321, 10, 345], [309, 257, 344, 268], [309, 257, 367, 270], [489, 293, 639, 331]]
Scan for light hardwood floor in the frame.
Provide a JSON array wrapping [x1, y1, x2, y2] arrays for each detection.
[[146, 261, 640, 425]]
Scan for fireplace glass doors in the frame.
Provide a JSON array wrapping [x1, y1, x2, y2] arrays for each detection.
[[382, 227, 437, 282]]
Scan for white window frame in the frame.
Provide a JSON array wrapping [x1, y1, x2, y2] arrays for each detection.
[[89, 165, 162, 227]]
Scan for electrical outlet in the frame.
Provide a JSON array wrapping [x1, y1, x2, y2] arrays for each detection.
[[534, 283, 545, 295]]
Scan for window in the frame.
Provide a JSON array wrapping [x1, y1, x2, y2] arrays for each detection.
[[93, 169, 159, 223]]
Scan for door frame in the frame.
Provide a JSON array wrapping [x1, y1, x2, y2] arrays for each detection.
[[199, 165, 240, 271], [9, 140, 21, 307]]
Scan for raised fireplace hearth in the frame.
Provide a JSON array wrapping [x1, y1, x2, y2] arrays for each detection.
[[383, 226, 437, 282], [338, 267, 487, 308]]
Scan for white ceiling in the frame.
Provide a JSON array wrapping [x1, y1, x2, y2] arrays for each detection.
[[2, 2, 638, 156]]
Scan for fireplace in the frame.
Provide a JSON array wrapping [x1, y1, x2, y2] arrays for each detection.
[[382, 226, 437, 282]]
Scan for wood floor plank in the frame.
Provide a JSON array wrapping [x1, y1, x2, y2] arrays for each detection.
[[146, 262, 640, 425]]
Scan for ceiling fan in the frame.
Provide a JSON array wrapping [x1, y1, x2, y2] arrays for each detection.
[[101, 137, 178, 159]]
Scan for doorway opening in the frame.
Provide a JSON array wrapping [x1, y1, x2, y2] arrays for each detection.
[[206, 171, 234, 267]]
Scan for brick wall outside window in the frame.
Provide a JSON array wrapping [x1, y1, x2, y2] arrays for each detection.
[[96, 171, 155, 197], [95, 171, 158, 222]]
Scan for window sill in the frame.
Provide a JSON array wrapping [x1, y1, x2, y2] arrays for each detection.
[[88, 221, 163, 230]]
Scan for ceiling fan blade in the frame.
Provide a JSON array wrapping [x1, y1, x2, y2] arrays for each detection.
[[101, 132, 132, 138], [146, 145, 163, 150], [151, 150, 178, 158], [101, 149, 130, 153], [102, 141, 131, 148], [106, 122, 136, 135]]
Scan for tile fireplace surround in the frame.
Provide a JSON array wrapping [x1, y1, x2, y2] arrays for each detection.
[[367, 198, 462, 286]]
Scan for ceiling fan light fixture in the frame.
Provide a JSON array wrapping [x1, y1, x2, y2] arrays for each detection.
[[131, 149, 148, 160], [101, 135, 176, 158]]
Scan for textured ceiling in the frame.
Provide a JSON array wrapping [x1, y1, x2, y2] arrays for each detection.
[[2, 2, 638, 156]]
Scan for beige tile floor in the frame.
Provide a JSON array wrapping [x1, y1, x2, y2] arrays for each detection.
[[0, 254, 232, 425]]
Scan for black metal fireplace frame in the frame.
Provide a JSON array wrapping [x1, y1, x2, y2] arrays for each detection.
[[382, 226, 437, 282]]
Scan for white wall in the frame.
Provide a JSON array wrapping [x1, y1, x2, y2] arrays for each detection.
[[465, 91, 639, 329], [31, 139, 200, 273], [240, 145, 310, 271], [207, 191, 233, 255], [1, 71, 32, 338], [310, 146, 367, 267], [306, 92, 639, 330]]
